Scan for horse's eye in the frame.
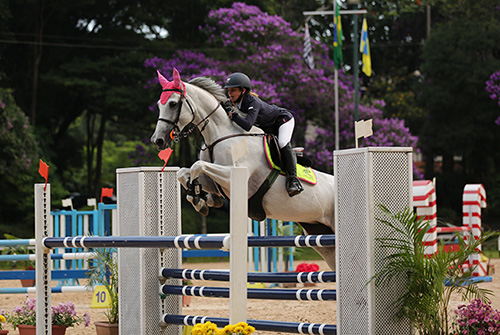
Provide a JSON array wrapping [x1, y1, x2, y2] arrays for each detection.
[[169, 101, 177, 108]]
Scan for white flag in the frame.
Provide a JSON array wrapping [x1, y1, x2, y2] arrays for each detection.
[[62, 198, 73, 210], [303, 23, 315, 70], [87, 198, 97, 209], [355, 119, 373, 148]]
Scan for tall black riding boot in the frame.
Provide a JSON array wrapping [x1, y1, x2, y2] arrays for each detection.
[[280, 143, 304, 197]]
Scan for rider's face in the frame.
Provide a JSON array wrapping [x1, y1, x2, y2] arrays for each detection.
[[227, 87, 244, 103]]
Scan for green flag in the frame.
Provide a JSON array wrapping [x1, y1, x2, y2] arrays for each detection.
[[333, 1, 343, 70]]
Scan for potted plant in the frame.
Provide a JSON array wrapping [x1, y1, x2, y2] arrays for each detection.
[[0, 312, 8, 334], [86, 248, 118, 335], [7, 295, 89, 335], [370, 205, 497, 335], [451, 298, 500, 334]]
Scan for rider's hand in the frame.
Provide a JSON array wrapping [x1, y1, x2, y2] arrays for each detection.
[[221, 101, 235, 119]]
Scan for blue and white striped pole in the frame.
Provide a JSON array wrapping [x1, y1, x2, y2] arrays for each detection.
[[42, 235, 335, 249]]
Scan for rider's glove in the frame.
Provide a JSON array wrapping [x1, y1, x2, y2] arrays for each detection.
[[221, 101, 236, 119]]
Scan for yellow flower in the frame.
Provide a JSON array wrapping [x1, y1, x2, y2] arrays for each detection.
[[192, 321, 255, 335], [0, 315, 5, 322], [233, 326, 244, 334]]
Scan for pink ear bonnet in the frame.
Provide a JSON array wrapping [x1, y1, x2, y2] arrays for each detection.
[[157, 68, 186, 104]]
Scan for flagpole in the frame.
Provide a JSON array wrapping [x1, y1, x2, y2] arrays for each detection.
[[353, 14, 359, 121], [334, 68, 339, 151]]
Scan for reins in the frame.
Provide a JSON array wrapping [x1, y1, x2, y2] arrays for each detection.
[[205, 133, 265, 162]]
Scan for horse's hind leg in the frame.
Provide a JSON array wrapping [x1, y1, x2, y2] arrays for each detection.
[[299, 222, 336, 270], [312, 246, 335, 271]]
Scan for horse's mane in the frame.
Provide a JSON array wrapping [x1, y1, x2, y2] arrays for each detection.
[[188, 77, 227, 102]]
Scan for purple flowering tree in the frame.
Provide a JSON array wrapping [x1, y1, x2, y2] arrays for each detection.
[[144, 2, 419, 173], [486, 70, 500, 125]]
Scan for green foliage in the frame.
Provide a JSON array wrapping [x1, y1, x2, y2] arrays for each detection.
[[418, 0, 500, 223], [0, 89, 40, 236], [363, 66, 425, 133], [86, 248, 118, 324], [371, 205, 496, 335]]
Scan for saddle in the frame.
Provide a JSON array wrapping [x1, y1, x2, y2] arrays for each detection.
[[248, 135, 316, 221], [263, 135, 317, 185]]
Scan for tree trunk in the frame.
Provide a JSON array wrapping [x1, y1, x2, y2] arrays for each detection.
[[86, 112, 95, 195], [424, 149, 434, 179], [442, 152, 454, 175], [30, 0, 45, 126]]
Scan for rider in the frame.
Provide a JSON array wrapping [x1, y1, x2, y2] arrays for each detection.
[[221, 72, 304, 197]]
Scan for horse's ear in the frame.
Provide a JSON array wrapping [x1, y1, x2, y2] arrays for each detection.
[[172, 68, 182, 87], [157, 70, 169, 88]]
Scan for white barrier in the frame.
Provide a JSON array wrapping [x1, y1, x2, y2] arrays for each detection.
[[463, 184, 487, 276], [412, 180, 437, 256]]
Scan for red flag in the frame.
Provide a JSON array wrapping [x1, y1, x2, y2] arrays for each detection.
[[101, 188, 114, 202], [159, 148, 173, 172], [38, 159, 49, 191]]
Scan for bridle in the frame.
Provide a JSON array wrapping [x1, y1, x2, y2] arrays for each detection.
[[157, 88, 221, 143]]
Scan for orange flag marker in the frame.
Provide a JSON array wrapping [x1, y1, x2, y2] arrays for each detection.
[[101, 188, 114, 203], [159, 148, 173, 172], [38, 159, 49, 191]]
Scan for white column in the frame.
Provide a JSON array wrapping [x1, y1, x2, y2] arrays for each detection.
[[35, 183, 52, 334], [229, 167, 248, 324]]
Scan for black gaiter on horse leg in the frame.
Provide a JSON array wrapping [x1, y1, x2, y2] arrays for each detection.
[[280, 143, 304, 197]]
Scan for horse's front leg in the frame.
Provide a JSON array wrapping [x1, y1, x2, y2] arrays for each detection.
[[189, 160, 233, 197], [177, 166, 224, 216]]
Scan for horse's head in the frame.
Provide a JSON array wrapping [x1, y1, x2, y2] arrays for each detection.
[[150, 68, 191, 150]]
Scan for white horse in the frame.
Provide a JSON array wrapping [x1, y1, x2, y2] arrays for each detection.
[[150, 69, 336, 269]]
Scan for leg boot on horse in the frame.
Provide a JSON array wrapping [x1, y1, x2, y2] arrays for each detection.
[[280, 143, 304, 197]]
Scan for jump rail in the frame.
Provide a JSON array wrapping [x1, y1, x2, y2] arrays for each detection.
[[160, 268, 336, 283], [161, 285, 337, 301], [42, 235, 335, 249]]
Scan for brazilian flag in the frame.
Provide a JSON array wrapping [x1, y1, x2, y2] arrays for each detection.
[[333, 1, 343, 70]]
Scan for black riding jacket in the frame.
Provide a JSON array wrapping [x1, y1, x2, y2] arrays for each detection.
[[231, 94, 292, 134]]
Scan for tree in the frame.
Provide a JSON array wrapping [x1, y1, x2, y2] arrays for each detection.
[[0, 88, 65, 237], [0, 0, 178, 198], [419, 0, 500, 218]]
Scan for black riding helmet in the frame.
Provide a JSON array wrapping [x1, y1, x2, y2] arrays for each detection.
[[224, 72, 252, 91]]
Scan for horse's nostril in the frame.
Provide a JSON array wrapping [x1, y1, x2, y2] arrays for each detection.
[[155, 138, 164, 148]]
